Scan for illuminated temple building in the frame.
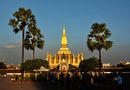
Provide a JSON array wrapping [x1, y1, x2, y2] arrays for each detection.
[[46, 27, 84, 71]]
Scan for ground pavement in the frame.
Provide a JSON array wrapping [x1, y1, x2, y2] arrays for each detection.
[[0, 76, 45, 90], [0, 74, 130, 90]]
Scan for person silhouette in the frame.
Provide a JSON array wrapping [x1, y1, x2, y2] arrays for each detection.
[[60, 72, 64, 87], [65, 73, 70, 88], [115, 72, 124, 90]]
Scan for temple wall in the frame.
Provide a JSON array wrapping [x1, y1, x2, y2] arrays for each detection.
[[46, 53, 83, 69]]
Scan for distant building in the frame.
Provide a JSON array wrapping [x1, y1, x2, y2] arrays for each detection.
[[103, 63, 111, 68], [6, 64, 19, 70], [46, 27, 84, 71], [120, 61, 130, 65]]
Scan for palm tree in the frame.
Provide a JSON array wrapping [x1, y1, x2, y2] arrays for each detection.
[[87, 22, 113, 75], [9, 7, 36, 64], [24, 27, 44, 60]]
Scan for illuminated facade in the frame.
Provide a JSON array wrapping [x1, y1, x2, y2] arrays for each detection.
[[46, 27, 84, 70]]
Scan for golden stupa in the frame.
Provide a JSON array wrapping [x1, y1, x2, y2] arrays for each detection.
[[46, 27, 84, 70]]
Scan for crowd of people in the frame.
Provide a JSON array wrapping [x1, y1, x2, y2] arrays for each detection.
[[12, 71, 125, 90], [46, 71, 125, 90]]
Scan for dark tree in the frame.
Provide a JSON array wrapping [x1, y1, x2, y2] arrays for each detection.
[[21, 59, 49, 72], [79, 57, 98, 72], [87, 22, 113, 75], [9, 7, 36, 64], [24, 27, 44, 60], [0, 62, 7, 69]]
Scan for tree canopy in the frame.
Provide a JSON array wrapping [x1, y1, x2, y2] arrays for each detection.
[[87, 23, 112, 52], [20, 59, 49, 72], [87, 22, 113, 74], [24, 27, 44, 60], [79, 57, 98, 72], [0, 62, 7, 69], [9, 7, 37, 64]]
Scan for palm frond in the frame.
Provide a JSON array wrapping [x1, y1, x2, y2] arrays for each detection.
[[103, 41, 113, 50]]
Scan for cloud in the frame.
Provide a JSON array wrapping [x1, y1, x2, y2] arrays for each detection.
[[4, 44, 16, 49], [3, 41, 21, 49]]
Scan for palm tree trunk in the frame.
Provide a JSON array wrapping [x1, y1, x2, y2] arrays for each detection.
[[22, 29, 25, 64], [99, 49, 102, 75], [21, 28, 25, 79], [33, 48, 35, 60]]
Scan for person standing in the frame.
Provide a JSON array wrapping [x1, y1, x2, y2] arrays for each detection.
[[59, 72, 64, 87], [65, 73, 70, 88], [115, 72, 124, 90]]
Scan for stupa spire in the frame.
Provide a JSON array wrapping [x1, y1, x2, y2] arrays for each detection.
[[61, 26, 68, 48]]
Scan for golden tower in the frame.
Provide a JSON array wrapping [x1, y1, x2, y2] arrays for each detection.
[[61, 26, 68, 48], [46, 27, 84, 69], [58, 27, 71, 55]]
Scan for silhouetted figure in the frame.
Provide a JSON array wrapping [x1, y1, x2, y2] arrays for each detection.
[[59, 72, 64, 87], [115, 72, 124, 90], [80, 73, 88, 89], [65, 73, 70, 88], [21, 68, 24, 80], [15, 75, 18, 81]]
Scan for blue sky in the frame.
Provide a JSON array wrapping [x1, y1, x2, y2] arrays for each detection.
[[0, 0, 130, 65]]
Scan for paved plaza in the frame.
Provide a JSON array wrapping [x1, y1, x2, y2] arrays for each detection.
[[0, 76, 45, 90], [0, 74, 130, 90]]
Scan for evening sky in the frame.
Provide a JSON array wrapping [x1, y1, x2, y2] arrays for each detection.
[[0, 0, 130, 64]]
